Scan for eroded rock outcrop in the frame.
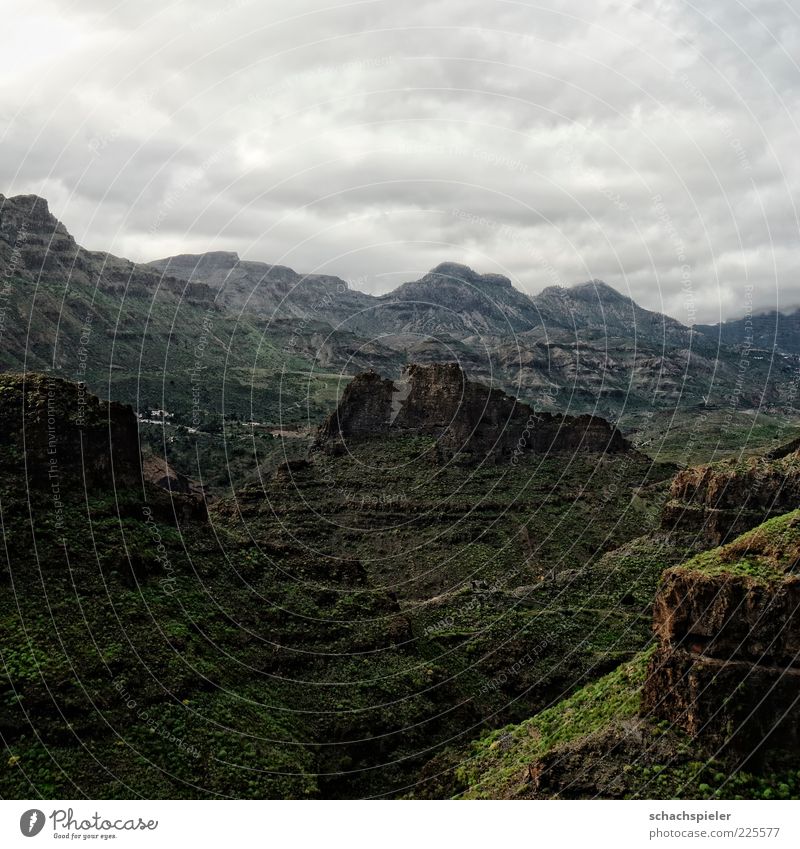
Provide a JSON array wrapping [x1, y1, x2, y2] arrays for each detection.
[[0, 372, 207, 519], [143, 455, 202, 495], [316, 363, 630, 462], [0, 372, 141, 490], [661, 442, 800, 544], [643, 511, 800, 757], [142, 454, 208, 519]]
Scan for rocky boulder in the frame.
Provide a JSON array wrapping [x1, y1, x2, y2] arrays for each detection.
[[143, 454, 202, 496]]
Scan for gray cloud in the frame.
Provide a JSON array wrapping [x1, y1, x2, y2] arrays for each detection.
[[2, 0, 798, 322]]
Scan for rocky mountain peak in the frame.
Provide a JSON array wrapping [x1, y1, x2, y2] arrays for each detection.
[[0, 193, 214, 301], [147, 250, 242, 282], [0, 193, 77, 276], [568, 279, 631, 302], [425, 262, 514, 289], [536, 279, 630, 307]]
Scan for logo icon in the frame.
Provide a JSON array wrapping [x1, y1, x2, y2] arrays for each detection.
[[19, 809, 46, 837]]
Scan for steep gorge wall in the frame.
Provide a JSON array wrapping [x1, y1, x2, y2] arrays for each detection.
[[0, 372, 206, 518]]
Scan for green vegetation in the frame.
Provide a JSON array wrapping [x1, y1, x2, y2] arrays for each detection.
[[2, 274, 347, 427], [677, 509, 800, 585], [624, 407, 800, 467], [455, 637, 800, 800], [1, 401, 685, 798], [457, 648, 655, 798]]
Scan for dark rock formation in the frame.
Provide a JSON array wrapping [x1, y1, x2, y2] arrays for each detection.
[[0, 372, 208, 520], [643, 512, 800, 758], [661, 442, 800, 544], [0, 372, 141, 490], [141, 454, 208, 520], [316, 363, 630, 462]]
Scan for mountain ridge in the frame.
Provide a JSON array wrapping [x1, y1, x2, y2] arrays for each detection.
[[3, 192, 799, 436], [8, 193, 800, 346]]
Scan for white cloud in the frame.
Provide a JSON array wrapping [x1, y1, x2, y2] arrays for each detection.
[[2, 0, 798, 322]]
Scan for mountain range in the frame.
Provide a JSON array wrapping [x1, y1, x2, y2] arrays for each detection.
[[2, 192, 799, 439]]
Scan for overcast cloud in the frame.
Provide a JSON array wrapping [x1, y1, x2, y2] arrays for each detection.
[[2, 0, 799, 323]]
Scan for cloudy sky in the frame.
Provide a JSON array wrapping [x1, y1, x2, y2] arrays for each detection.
[[2, 0, 798, 323]]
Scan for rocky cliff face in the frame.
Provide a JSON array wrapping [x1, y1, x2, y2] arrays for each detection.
[[661, 444, 800, 544], [0, 372, 141, 490], [376, 261, 547, 335], [316, 362, 630, 462], [0, 373, 207, 521], [643, 511, 800, 757]]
